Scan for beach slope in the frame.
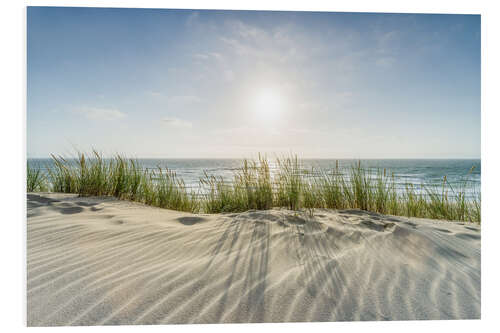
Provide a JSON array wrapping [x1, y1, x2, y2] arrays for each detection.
[[27, 193, 480, 325]]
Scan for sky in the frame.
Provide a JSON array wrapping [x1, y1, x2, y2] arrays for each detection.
[[27, 7, 481, 158]]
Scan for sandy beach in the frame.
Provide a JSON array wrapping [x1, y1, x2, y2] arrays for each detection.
[[27, 192, 480, 326]]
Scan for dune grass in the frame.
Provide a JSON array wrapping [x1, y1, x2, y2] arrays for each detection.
[[200, 155, 273, 213], [27, 152, 481, 222], [275, 156, 303, 211], [27, 162, 48, 192], [43, 152, 199, 213]]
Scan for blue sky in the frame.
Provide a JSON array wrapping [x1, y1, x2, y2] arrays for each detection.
[[27, 7, 480, 158]]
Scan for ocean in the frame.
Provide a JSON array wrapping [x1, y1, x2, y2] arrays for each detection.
[[28, 158, 481, 199]]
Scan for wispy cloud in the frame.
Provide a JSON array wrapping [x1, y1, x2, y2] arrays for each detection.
[[163, 117, 193, 129], [73, 107, 125, 120], [168, 95, 202, 104], [146, 93, 202, 103], [193, 52, 223, 62], [219, 20, 304, 63], [377, 30, 400, 50], [145, 91, 164, 97], [376, 56, 396, 68]]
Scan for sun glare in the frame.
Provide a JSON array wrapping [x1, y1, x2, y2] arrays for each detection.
[[253, 89, 283, 120]]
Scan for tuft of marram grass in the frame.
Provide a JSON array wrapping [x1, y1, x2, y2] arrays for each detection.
[[27, 152, 481, 222], [275, 156, 302, 211], [151, 167, 199, 212], [200, 155, 273, 213], [315, 167, 345, 210], [41, 152, 199, 213], [27, 162, 48, 192], [48, 155, 79, 193]]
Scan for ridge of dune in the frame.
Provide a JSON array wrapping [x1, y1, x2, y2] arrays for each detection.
[[27, 193, 481, 326]]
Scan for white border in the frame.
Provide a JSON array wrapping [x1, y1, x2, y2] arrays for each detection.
[[21, 0, 485, 13], [2, 0, 499, 332]]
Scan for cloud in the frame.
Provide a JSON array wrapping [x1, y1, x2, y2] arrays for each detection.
[[193, 53, 209, 60], [146, 91, 163, 97], [193, 52, 222, 62], [73, 107, 125, 120], [168, 95, 202, 105], [163, 117, 193, 129], [219, 20, 303, 63], [375, 56, 396, 68], [378, 30, 400, 46]]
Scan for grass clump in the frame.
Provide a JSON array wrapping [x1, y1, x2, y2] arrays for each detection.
[[349, 161, 373, 211], [302, 176, 322, 216], [200, 173, 243, 213], [242, 156, 273, 210], [200, 155, 273, 213], [275, 156, 302, 210], [151, 167, 199, 212], [35, 152, 199, 213], [27, 162, 48, 192], [48, 155, 79, 193], [316, 162, 345, 209], [75, 151, 110, 196]]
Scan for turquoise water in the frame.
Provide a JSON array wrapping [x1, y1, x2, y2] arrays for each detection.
[[28, 158, 481, 199]]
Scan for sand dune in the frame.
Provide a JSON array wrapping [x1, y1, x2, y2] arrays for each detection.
[[27, 193, 480, 326]]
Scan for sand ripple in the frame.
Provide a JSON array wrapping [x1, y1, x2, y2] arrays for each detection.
[[27, 193, 481, 326]]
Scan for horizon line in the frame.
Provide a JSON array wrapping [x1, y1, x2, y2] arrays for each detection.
[[26, 156, 482, 160]]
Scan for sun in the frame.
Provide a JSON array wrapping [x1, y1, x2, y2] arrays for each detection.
[[253, 88, 283, 121]]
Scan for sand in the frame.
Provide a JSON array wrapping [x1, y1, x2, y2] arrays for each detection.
[[27, 193, 480, 326]]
